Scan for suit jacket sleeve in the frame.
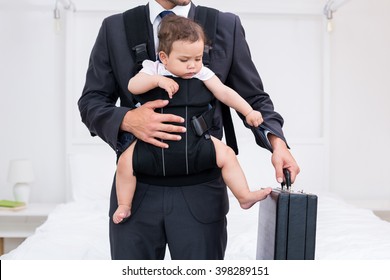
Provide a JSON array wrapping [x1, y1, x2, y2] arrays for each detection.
[[78, 16, 135, 153], [212, 12, 287, 151]]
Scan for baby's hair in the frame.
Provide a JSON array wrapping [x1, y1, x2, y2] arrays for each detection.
[[158, 14, 208, 55]]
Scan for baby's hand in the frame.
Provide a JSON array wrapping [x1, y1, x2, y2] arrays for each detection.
[[157, 77, 179, 99], [245, 110, 263, 127]]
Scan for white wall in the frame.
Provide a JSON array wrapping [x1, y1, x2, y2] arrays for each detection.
[[329, 0, 390, 208], [0, 0, 66, 203], [1, 0, 389, 209]]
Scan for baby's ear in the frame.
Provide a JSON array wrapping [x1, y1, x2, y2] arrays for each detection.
[[159, 51, 168, 64]]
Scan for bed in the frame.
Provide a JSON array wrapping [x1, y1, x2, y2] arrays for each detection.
[[2, 153, 390, 260]]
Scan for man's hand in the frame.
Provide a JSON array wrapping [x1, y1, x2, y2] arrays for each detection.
[[120, 99, 186, 148], [268, 134, 300, 184]]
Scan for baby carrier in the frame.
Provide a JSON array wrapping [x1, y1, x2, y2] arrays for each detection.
[[132, 77, 220, 186]]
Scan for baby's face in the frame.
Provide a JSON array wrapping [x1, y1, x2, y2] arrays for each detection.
[[161, 39, 204, 79]]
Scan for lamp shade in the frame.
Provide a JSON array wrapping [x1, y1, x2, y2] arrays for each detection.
[[7, 159, 35, 184]]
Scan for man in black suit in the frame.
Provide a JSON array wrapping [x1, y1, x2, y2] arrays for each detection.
[[78, 0, 300, 260]]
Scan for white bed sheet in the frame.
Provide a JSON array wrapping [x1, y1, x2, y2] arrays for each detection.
[[2, 192, 390, 260]]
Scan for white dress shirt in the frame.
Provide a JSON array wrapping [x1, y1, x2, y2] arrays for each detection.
[[148, 1, 191, 57]]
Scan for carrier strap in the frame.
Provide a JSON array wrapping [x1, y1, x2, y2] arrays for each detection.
[[194, 6, 218, 67], [123, 5, 153, 73]]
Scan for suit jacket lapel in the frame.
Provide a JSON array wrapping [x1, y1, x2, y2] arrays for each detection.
[[188, 3, 196, 19], [145, 3, 156, 59]]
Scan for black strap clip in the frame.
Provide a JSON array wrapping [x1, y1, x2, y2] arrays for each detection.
[[203, 45, 212, 67], [132, 43, 149, 72], [191, 115, 208, 136]]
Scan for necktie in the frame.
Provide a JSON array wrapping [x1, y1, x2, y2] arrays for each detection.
[[159, 10, 174, 18]]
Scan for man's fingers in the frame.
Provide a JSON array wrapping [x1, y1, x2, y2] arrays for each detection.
[[159, 121, 186, 133], [288, 166, 300, 184], [159, 113, 185, 125], [143, 130, 185, 148], [276, 166, 300, 185], [275, 166, 284, 184], [144, 100, 185, 125], [153, 130, 182, 141]]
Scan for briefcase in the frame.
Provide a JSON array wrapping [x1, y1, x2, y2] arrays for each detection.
[[256, 169, 318, 260]]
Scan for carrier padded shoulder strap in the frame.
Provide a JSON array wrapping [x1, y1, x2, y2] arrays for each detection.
[[194, 6, 218, 42], [123, 5, 151, 73], [194, 6, 218, 67]]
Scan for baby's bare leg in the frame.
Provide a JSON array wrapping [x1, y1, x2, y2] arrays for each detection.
[[113, 141, 137, 224], [211, 136, 271, 209]]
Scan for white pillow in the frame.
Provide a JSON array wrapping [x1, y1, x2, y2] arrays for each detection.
[[68, 153, 117, 201]]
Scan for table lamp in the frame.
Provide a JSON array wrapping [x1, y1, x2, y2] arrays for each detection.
[[7, 159, 35, 203]]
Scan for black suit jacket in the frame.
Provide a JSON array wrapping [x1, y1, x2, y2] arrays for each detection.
[[78, 3, 286, 155]]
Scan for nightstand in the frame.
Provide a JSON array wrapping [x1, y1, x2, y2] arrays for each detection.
[[0, 203, 58, 255]]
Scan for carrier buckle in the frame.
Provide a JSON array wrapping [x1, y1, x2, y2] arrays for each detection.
[[191, 115, 208, 136], [203, 45, 212, 67], [132, 43, 149, 71]]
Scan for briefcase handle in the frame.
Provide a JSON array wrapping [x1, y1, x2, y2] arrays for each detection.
[[281, 168, 291, 190]]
